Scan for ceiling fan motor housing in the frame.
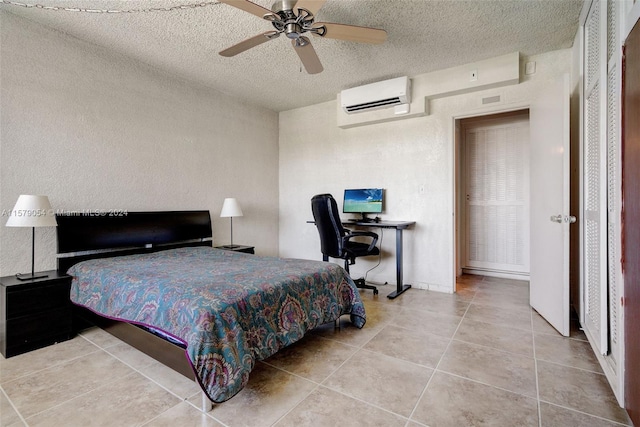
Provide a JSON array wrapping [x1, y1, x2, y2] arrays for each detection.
[[268, 0, 318, 39], [271, 0, 298, 14]]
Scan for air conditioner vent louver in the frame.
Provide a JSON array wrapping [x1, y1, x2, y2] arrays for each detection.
[[345, 97, 403, 112], [341, 77, 410, 114]]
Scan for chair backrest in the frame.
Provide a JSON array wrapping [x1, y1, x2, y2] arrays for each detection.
[[311, 194, 346, 259]]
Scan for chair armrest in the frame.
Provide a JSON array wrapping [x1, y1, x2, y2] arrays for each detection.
[[342, 231, 379, 252]]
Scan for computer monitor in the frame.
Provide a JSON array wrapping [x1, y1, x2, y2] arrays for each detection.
[[343, 188, 383, 221]]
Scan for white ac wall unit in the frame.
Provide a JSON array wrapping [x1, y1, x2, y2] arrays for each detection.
[[341, 76, 411, 114]]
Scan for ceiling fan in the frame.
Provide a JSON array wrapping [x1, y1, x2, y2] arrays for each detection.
[[218, 0, 387, 74]]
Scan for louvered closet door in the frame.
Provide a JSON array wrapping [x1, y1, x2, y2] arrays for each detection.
[[464, 116, 530, 274], [583, 0, 609, 356], [605, 0, 622, 368]]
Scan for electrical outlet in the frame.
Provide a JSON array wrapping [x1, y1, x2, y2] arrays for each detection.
[[470, 69, 478, 81]]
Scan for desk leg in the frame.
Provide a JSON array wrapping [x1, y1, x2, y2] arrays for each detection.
[[387, 228, 411, 299]]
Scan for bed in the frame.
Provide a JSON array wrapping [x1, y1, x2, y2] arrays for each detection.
[[56, 211, 366, 404]]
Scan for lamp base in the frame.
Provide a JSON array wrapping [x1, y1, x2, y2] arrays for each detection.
[[219, 244, 241, 249], [15, 272, 48, 281]]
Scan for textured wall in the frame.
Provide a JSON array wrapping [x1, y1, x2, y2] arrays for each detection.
[[0, 12, 279, 276], [279, 49, 572, 292]]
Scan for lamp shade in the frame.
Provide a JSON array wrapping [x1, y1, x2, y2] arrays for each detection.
[[220, 198, 243, 218], [5, 195, 57, 227]]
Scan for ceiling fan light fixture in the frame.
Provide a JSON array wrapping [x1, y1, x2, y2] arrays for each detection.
[[293, 36, 310, 47], [285, 23, 303, 39]]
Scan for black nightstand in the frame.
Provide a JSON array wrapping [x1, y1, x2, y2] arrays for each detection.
[[0, 270, 74, 358], [215, 245, 255, 254]]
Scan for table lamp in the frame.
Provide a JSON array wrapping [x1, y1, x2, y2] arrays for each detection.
[[220, 198, 243, 248], [5, 195, 58, 280]]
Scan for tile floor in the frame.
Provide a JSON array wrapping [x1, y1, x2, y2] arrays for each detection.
[[0, 275, 633, 426]]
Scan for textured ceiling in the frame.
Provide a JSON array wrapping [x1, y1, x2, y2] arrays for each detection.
[[1, 0, 584, 112]]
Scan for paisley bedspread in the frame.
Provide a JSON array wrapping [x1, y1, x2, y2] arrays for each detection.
[[67, 246, 366, 402]]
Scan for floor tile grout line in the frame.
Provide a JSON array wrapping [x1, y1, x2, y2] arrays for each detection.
[[393, 305, 465, 323], [432, 369, 539, 401], [148, 393, 222, 427], [97, 344, 227, 426], [182, 395, 232, 426], [456, 314, 536, 335], [100, 345, 203, 405], [269, 383, 323, 426], [117, 313, 380, 425], [0, 337, 104, 385], [258, 357, 341, 388], [269, 381, 415, 427], [309, 323, 372, 350], [435, 283, 538, 403], [317, 382, 412, 424], [20, 370, 143, 423], [265, 330, 433, 424], [261, 354, 416, 426], [138, 401, 203, 427], [1, 383, 28, 426], [260, 328, 413, 424], [2, 340, 126, 423], [532, 307, 543, 427], [280, 283, 623, 426], [538, 399, 634, 426], [448, 336, 535, 360], [531, 325, 591, 343], [249, 312, 623, 425], [404, 288, 474, 425], [534, 356, 607, 376]]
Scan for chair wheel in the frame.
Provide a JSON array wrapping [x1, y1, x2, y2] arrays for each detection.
[[374, 289, 379, 295]]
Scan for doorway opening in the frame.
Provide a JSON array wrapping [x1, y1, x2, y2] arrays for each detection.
[[455, 109, 530, 283]]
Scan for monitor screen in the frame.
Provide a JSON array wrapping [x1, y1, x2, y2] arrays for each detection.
[[343, 188, 383, 214]]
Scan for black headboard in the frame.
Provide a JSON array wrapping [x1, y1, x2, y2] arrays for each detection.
[[56, 211, 212, 271]]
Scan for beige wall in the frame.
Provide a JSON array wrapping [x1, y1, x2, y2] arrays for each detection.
[[279, 49, 572, 292], [0, 12, 280, 275]]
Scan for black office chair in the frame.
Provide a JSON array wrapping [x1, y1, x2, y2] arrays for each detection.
[[311, 193, 379, 295]]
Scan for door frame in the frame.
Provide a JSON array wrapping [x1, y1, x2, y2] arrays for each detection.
[[451, 102, 531, 289], [456, 110, 531, 279], [622, 14, 640, 424]]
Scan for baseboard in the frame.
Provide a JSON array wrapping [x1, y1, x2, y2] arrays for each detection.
[[461, 268, 529, 281]]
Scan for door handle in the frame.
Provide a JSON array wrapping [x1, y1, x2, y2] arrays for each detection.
[[550, 214, 577, 224]]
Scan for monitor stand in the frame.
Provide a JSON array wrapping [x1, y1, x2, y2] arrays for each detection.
[[359, 213, 375, 223]]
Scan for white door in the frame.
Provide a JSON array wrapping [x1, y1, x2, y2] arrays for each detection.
[[529, 74, 572, 336]]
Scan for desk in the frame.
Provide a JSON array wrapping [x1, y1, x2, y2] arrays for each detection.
[[344, 220, 415, 299]]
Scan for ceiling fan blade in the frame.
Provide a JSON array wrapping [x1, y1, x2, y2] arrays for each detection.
[[294, 0, 326, 16], [314, 22, 387, 44], [218, 0, 273, 19], [291, 37, 323, 74], [219, 32, 279, 57]]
